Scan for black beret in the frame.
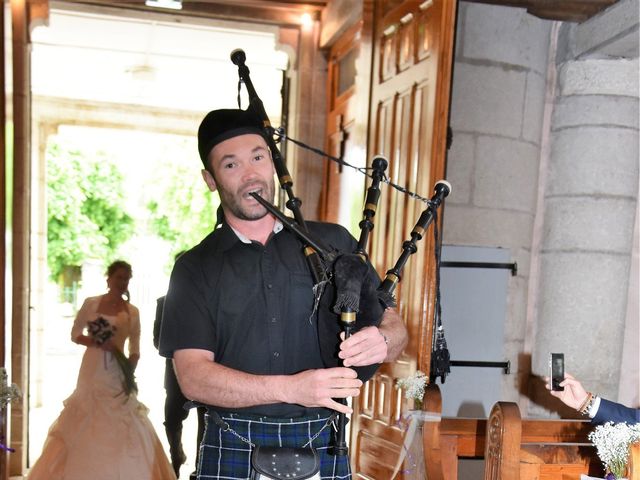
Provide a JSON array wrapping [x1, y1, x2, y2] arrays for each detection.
[[197, 108, 266, 166]]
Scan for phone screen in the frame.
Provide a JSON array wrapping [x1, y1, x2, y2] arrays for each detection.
[[550, 353, 564, 391]]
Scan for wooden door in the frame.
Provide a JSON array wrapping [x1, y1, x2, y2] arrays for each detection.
[[321, 22, 370, 233], [350, 1, 457, 478]]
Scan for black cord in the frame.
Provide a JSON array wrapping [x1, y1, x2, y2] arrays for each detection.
[[274, 130, 434, 205]]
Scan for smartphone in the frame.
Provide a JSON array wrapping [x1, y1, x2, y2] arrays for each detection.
[[550, 353, 565, 391]]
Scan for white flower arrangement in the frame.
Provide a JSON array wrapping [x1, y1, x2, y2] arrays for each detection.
[[0, 367, 21, 410], [588, 421, 640, 479], [396, 370, 428, 409]]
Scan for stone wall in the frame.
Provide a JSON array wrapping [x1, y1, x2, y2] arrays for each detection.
[[530, 0, 639, 409], [444, 1, 551, 403], [445, 0, 639, 413]]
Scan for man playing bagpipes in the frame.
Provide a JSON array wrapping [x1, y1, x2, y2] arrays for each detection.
[[158, 106, 408, 480]]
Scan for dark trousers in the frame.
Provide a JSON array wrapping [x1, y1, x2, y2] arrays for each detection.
[[164, 358, 205, 477]]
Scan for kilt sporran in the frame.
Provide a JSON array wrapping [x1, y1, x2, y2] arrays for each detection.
[[250, 445, 320, 480], [208, 411, 336, 480]]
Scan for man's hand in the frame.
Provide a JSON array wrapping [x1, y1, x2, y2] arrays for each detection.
[[545, 372, 589, 410], [338, 308, 408, 367], [338, 326, 387, 367], [284, 368, 362, 414]]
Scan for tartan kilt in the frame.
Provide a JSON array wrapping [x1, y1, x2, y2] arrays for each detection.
[[196, 411, 352, 480]]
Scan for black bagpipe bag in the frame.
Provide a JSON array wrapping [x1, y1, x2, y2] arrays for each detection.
[[316, 253, 395, 383]]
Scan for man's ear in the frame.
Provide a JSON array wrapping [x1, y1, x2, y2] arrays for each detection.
[[201, 168, 217, 192]]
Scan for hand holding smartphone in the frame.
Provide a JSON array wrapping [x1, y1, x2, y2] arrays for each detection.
[[550, 353, 564, 391]]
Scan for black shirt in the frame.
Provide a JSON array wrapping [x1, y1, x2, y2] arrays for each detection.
[[159, 220, 374, 417]]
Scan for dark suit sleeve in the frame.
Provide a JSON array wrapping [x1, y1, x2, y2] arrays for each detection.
[[592, 397, 640, 425], [153, 296, 165, 350]]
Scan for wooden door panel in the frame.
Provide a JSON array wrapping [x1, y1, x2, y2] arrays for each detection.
[[357, 431, 402, 479], [371, 98, 393, 267], [417, 2, 436, 61], [352, 0, 457, 477], [397, 12, 415, 72]]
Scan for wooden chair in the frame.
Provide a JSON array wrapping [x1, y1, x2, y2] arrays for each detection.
[[484, 401, 601, 479], [420, 385, 603, 480]]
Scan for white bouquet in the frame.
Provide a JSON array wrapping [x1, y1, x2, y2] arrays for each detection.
[[396, 370, 428, 409], [588, 421, 640, 479], [0, 367, 21, 410]]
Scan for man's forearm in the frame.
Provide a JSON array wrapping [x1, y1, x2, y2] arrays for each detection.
[[174, 351, 286, 408], [379, 308, 408, 362], [173, 349, 362, 414]]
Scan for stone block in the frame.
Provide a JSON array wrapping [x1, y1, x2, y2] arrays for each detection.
[[558, 58, 639, 97], [460, 1, 551, 74], [532, 252, 629, 377], [547, 127, 639, 197], [504, 276, 528, 341], [499, 375, 522, 404], [595, 32, 640, 59], [445, 132, 475, 205], [511, 246, 531, 277], [454, 2, 467, 60], [450, 62, 526, 137], [522, 71, 547, 144], [553, 95, 639, 130], [442, 204, 534, 249], [574, 0, 640, 59], [542, 197, 637, 254], [475, 136, 540, 213], [502, 339, 524, 373]]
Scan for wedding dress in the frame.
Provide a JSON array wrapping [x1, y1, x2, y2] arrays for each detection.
[[27, 296, 176, 480]]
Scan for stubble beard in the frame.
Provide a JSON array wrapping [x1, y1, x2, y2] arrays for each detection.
[[219, 177, 276, 221]]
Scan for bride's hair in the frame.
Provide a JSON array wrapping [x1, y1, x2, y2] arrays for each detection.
[[106, 260, 132, 279]]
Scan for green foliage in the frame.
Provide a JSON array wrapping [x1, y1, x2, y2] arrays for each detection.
[[47, 143, 134, 281], [144, 160, 219, 260]]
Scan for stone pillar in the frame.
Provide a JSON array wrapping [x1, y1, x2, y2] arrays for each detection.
[[531, 56, 639, 399]]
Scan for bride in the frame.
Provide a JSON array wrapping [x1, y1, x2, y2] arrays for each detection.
[[28, 260, 176, 480]]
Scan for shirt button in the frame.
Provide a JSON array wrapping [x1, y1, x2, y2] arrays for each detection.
[[271, 317, 277, 323], [267, 284, 273, 289], [273, 351, 280, 358]]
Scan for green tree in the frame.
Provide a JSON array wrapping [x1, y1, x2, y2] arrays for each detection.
[[144, 160, 219, 259], [47, 142, 134, 281]]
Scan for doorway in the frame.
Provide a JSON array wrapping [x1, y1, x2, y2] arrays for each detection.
[[27, 7, 288, 473]]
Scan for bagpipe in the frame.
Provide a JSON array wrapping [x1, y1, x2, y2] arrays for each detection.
[[230, 49, 451, 455]]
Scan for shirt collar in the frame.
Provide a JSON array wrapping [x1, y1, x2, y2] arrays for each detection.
[[229, 219, 283, 244]]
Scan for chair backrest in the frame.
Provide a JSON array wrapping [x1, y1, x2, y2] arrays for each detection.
[[422, 383, 445, 480], [483, 401, 522, 480], [420, 389, 601, 480]]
